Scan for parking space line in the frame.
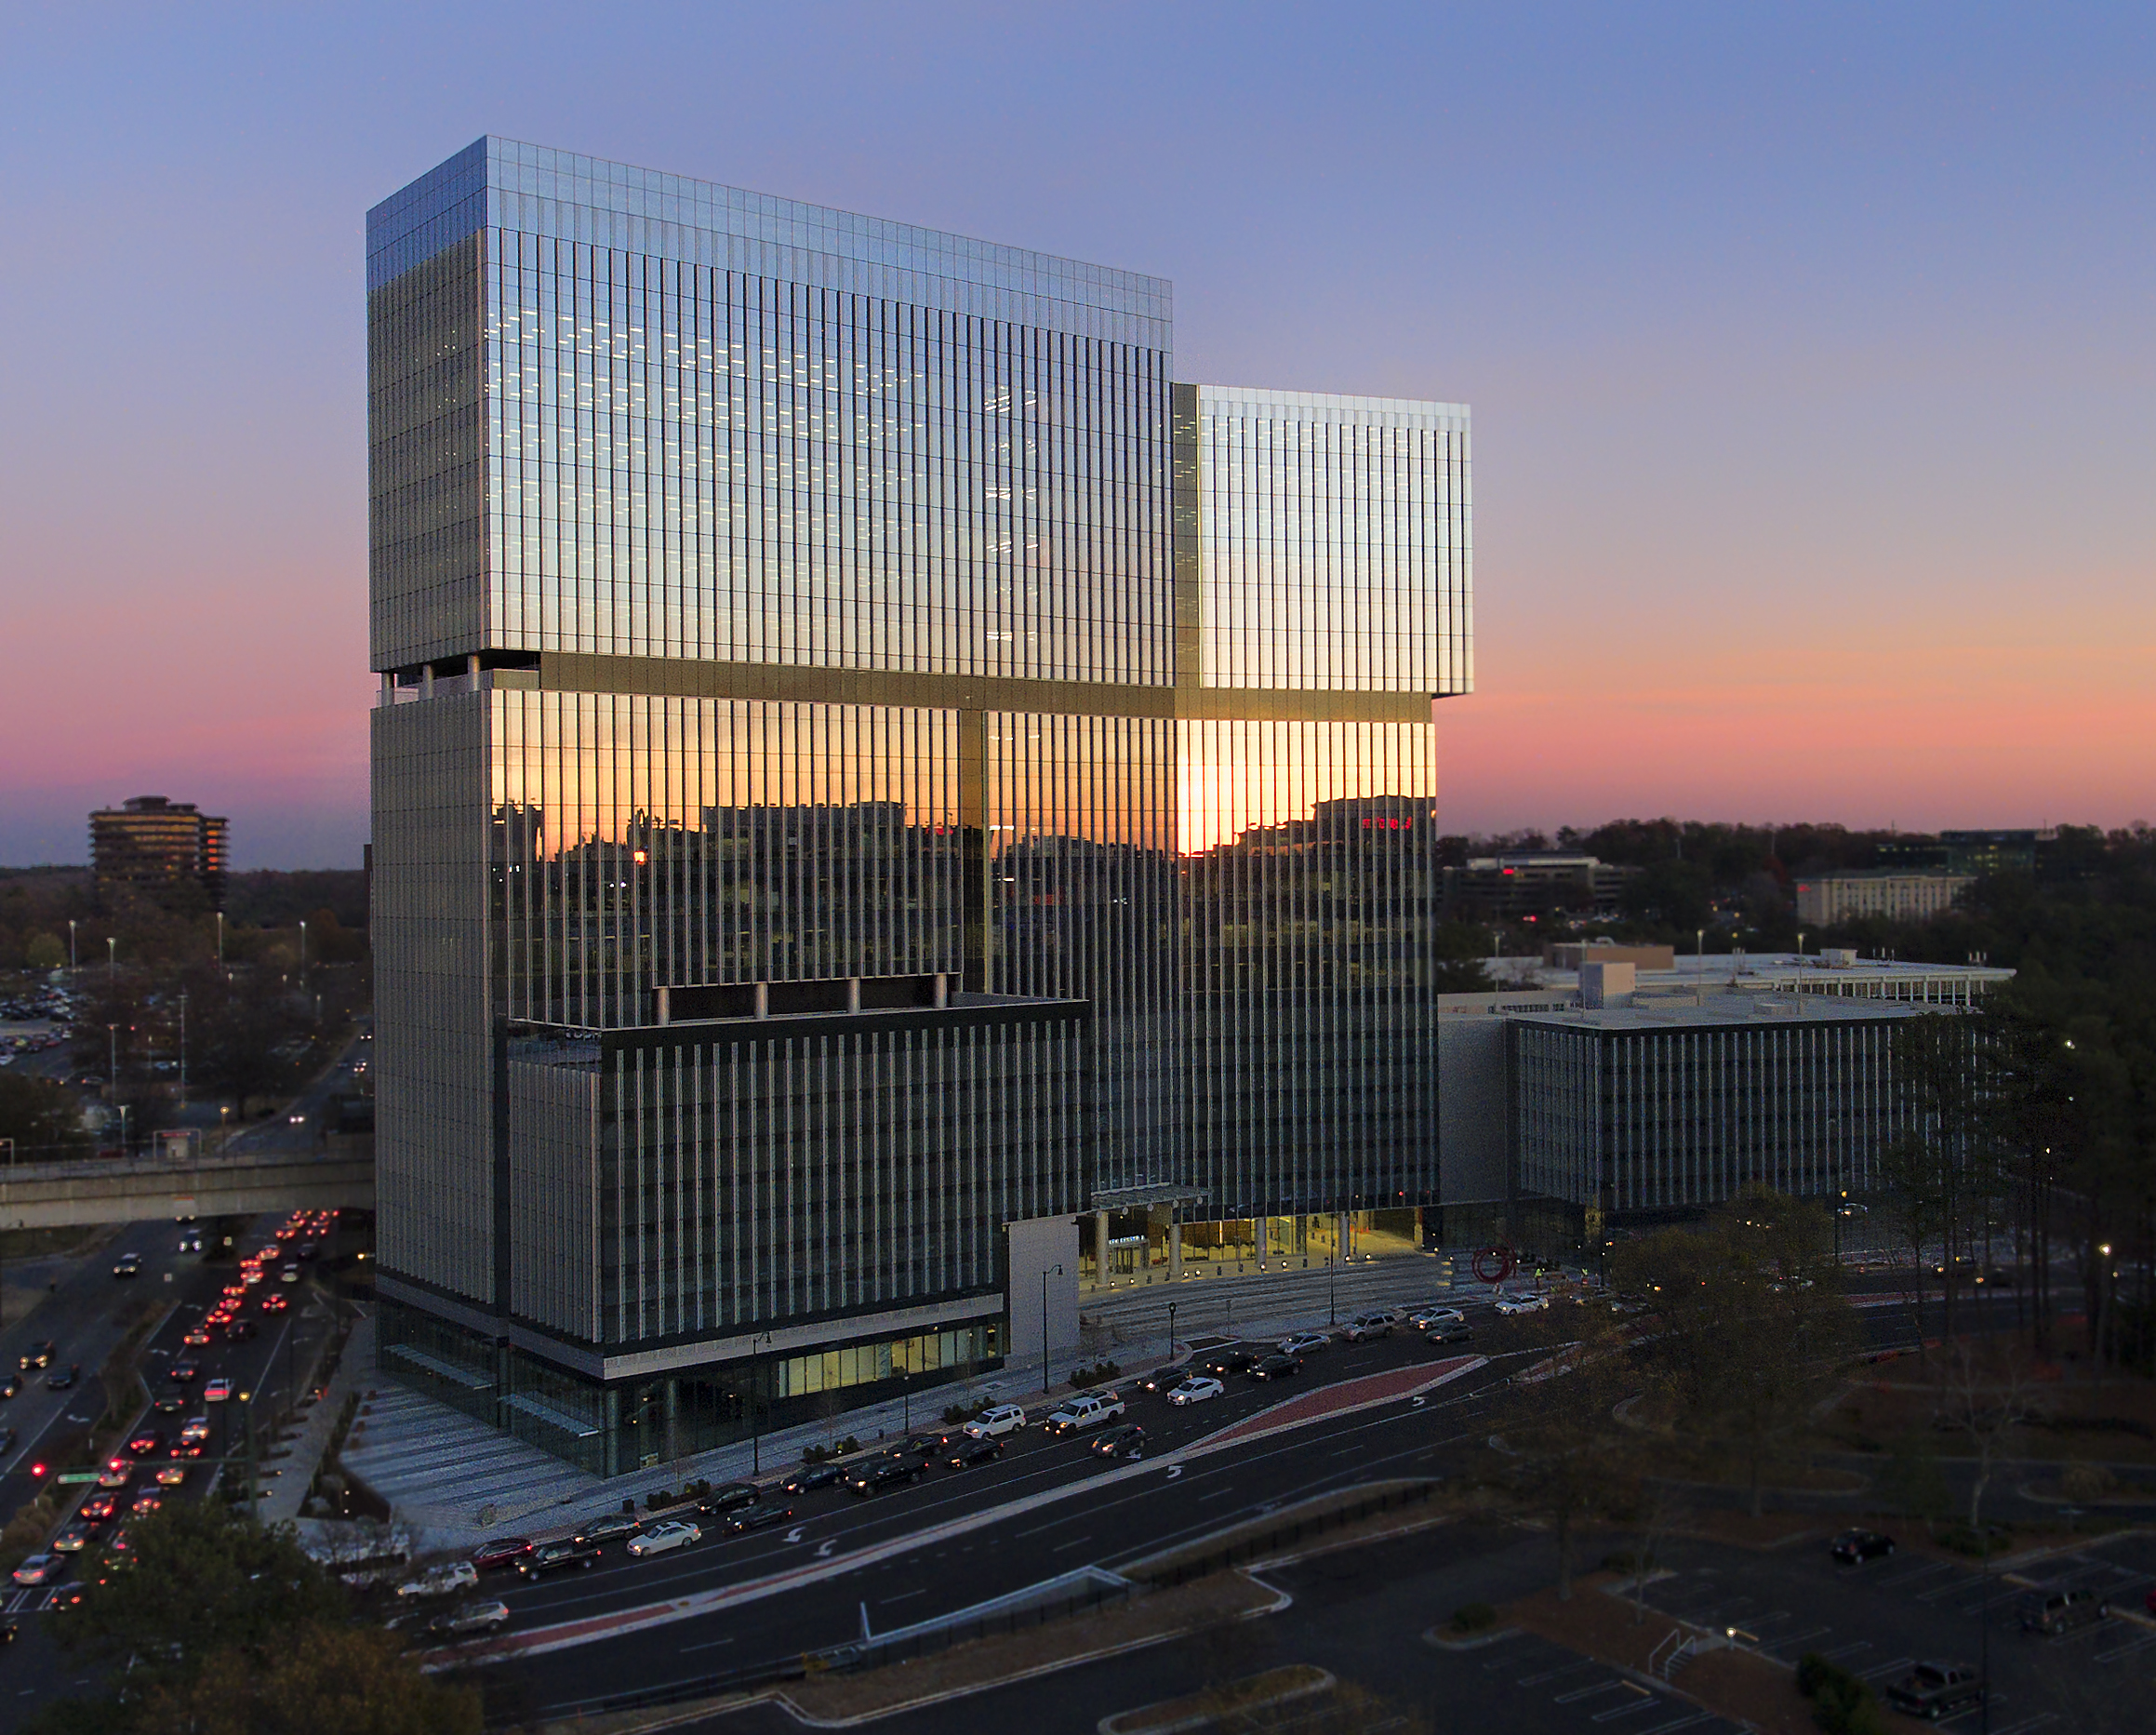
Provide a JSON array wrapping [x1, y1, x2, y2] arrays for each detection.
[[1553, 1679, 1629, 1704], [2093, 1629, 2156, 1663], [1762, 1626, 1831, 1653], [1518, 1660, 1601, 1685], [1856, 1656, 1915, 1681], [1915, 1578, 1980, 1604], [1817, 1641, 1871, 1662], [1589, 1688, 1663, 1721], [1876, 1561, 1954, 1589], [1631, 1715, 1718, 1735], [1981, 1716, 2057, 1735]]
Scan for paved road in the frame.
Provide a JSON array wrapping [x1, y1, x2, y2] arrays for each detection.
[[220, 1032, 370, 1158], [0, 1209, 350, 1729]]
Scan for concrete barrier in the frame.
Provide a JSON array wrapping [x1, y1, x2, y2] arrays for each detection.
[[0, 1150, 373, 1229]]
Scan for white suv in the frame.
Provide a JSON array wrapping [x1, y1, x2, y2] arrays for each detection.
[[1041, 1392, 1125, 1435], [962, 1403, 1028, 1439], [1341, 1311, 1400, 1342]]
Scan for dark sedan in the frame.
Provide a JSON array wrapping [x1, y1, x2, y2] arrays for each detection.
[[724, 1503, 795, 1536], [1248, 1354, 1301, 1381], [695, 1481, 762, 1518], [947, 1436, 1005, 1470], [780, 1463, 846, 1496], [1089, 1423, 1148, 1460], [1137, 1363, 1194, 1394], [1201, 1350, 1258, 1378], [517, 1539, 601, 1578], [570, 1513, 643, 1548], [1830, 1528, 1896, 1565], [469, 1537, 535, 1572]]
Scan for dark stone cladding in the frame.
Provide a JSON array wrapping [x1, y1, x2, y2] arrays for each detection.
[[536, 650, 1436, 726]]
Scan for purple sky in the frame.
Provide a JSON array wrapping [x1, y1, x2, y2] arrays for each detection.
[[3, 2, 2149, 866]]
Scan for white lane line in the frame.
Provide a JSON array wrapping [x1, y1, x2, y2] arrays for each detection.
[[1553, 1679, 1628, 1704], [677, 1634, 734, 1653], [1050, 1536, 1089, 1552]]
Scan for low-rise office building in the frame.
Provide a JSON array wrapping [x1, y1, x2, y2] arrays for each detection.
[[90, 796, 229, 908], [1794, 871, 1975, 927]]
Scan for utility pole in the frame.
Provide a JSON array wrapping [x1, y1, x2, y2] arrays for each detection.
[[178, 992, 187, 1106]]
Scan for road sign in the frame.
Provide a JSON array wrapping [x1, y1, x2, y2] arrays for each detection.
[[54, 1472, 99, 1485]]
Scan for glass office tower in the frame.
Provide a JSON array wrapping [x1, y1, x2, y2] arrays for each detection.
[[368, 140, 1471, 1472]]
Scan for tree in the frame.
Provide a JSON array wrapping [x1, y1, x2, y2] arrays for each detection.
[[1494, 1311, 1642, 1598], [24, 931, 65, 970], [32, 1502, 474, 1735], [0, 1074, 90, 1162], [1615, 1188, 1859, 1516]]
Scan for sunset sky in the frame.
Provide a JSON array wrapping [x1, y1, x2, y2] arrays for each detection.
[[3, 3, 2149, 867]]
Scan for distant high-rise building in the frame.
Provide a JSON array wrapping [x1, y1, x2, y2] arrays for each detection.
[[89, 796, 228, 908], [366, 139, 1471, 1473]]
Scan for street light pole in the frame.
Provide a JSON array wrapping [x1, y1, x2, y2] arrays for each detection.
[[108, 1024, 118, 1103], [107, 936, 116, 990], [1166, 1300, 1178, 1362], [67, 920, 76, 970], [1040, 1263, 1063, 1394], [178, 993, 187, 1106]]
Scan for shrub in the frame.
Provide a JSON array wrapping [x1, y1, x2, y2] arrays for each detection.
[[1451, 1601, 1497, 1634], [683, 1478, 710, 1500], [1601, 1550, 1638, 1575], [2062, 1460, 2118, 1501], [1797, 1650, 1885, 1734], [644, 1488, 672, 1510]]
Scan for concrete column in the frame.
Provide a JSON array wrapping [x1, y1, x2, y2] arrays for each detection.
[[379, 672, 393, 701], [1254, 1216, 1269, 1263], [654, 986, 671, 1025], [420, 663, 434, 698], [1094, 1210, 1110, 1279], [1168, 1220, 1182, 1281], [602, 1387, 621, 1479], [663, 1377, 680, 1463], [754, 981, 769, 1019], [846, 976, 862, 1012], [467, 652, 482, 681], [933, 972, 949, 1008]]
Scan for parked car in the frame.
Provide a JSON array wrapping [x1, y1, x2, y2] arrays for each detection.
[[1248, 1354, 1301, 1381], [1883, 1662, 1985, 1720], [948, 1436, 1006, 1470], [396, 1561, 480, 1599], [2017, 1586, 2109, 1635], [1089, 1423, 1147, 1460], [1168, 1377, 1225, 1407], [845, 1453, 929, 1496], [518, 1539, 602, 1578], [1136, 1364, 1194, 1394], [468, 1537, 534, 1572], [625, 1520, 701, 1556], [695, 1482, 761, 1518], [963, 1403, 1029, 1438], [1830, 1529, 1896, 1565], [427, 1599, 511, 1638], [724, 1503, 794, 1536], [1041, 1392, 1127, 1435], [1276, 1333, 1331, 1357], [779, 1464, 846, 1497], [570, 1513, 644, 1548], [1340, 1312, 1399, 1342]]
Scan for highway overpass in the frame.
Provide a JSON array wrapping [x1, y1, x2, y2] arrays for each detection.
[[0, 1146, 373, 1230]]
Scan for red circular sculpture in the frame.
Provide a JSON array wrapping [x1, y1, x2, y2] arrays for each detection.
[[1471, 1244, 1517, 1286]]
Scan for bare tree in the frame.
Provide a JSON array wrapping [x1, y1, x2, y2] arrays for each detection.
[[1933, 1335, 2043, 1531]]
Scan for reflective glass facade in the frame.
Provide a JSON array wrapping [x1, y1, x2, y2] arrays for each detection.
[[368, 139, 1471, 1468]]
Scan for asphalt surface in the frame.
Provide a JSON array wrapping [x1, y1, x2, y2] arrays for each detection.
[[0, 1208, 348, 1727], [432, 1279, 2031, 1722], [220, 1032, 370, 1157]]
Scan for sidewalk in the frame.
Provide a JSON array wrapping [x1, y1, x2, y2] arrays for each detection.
[[255, 1309, 370, 1525]]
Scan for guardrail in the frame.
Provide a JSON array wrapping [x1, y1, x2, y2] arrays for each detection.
[[1130, 1479, 1444, 1587]]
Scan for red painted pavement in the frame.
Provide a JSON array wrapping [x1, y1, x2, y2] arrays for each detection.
[[1199, 1355, 1481, 1451]]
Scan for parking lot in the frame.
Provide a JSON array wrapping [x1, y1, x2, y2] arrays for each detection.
[[1462, 1629, 1743, 1735], [1639, 1531, 2156, 1734]]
